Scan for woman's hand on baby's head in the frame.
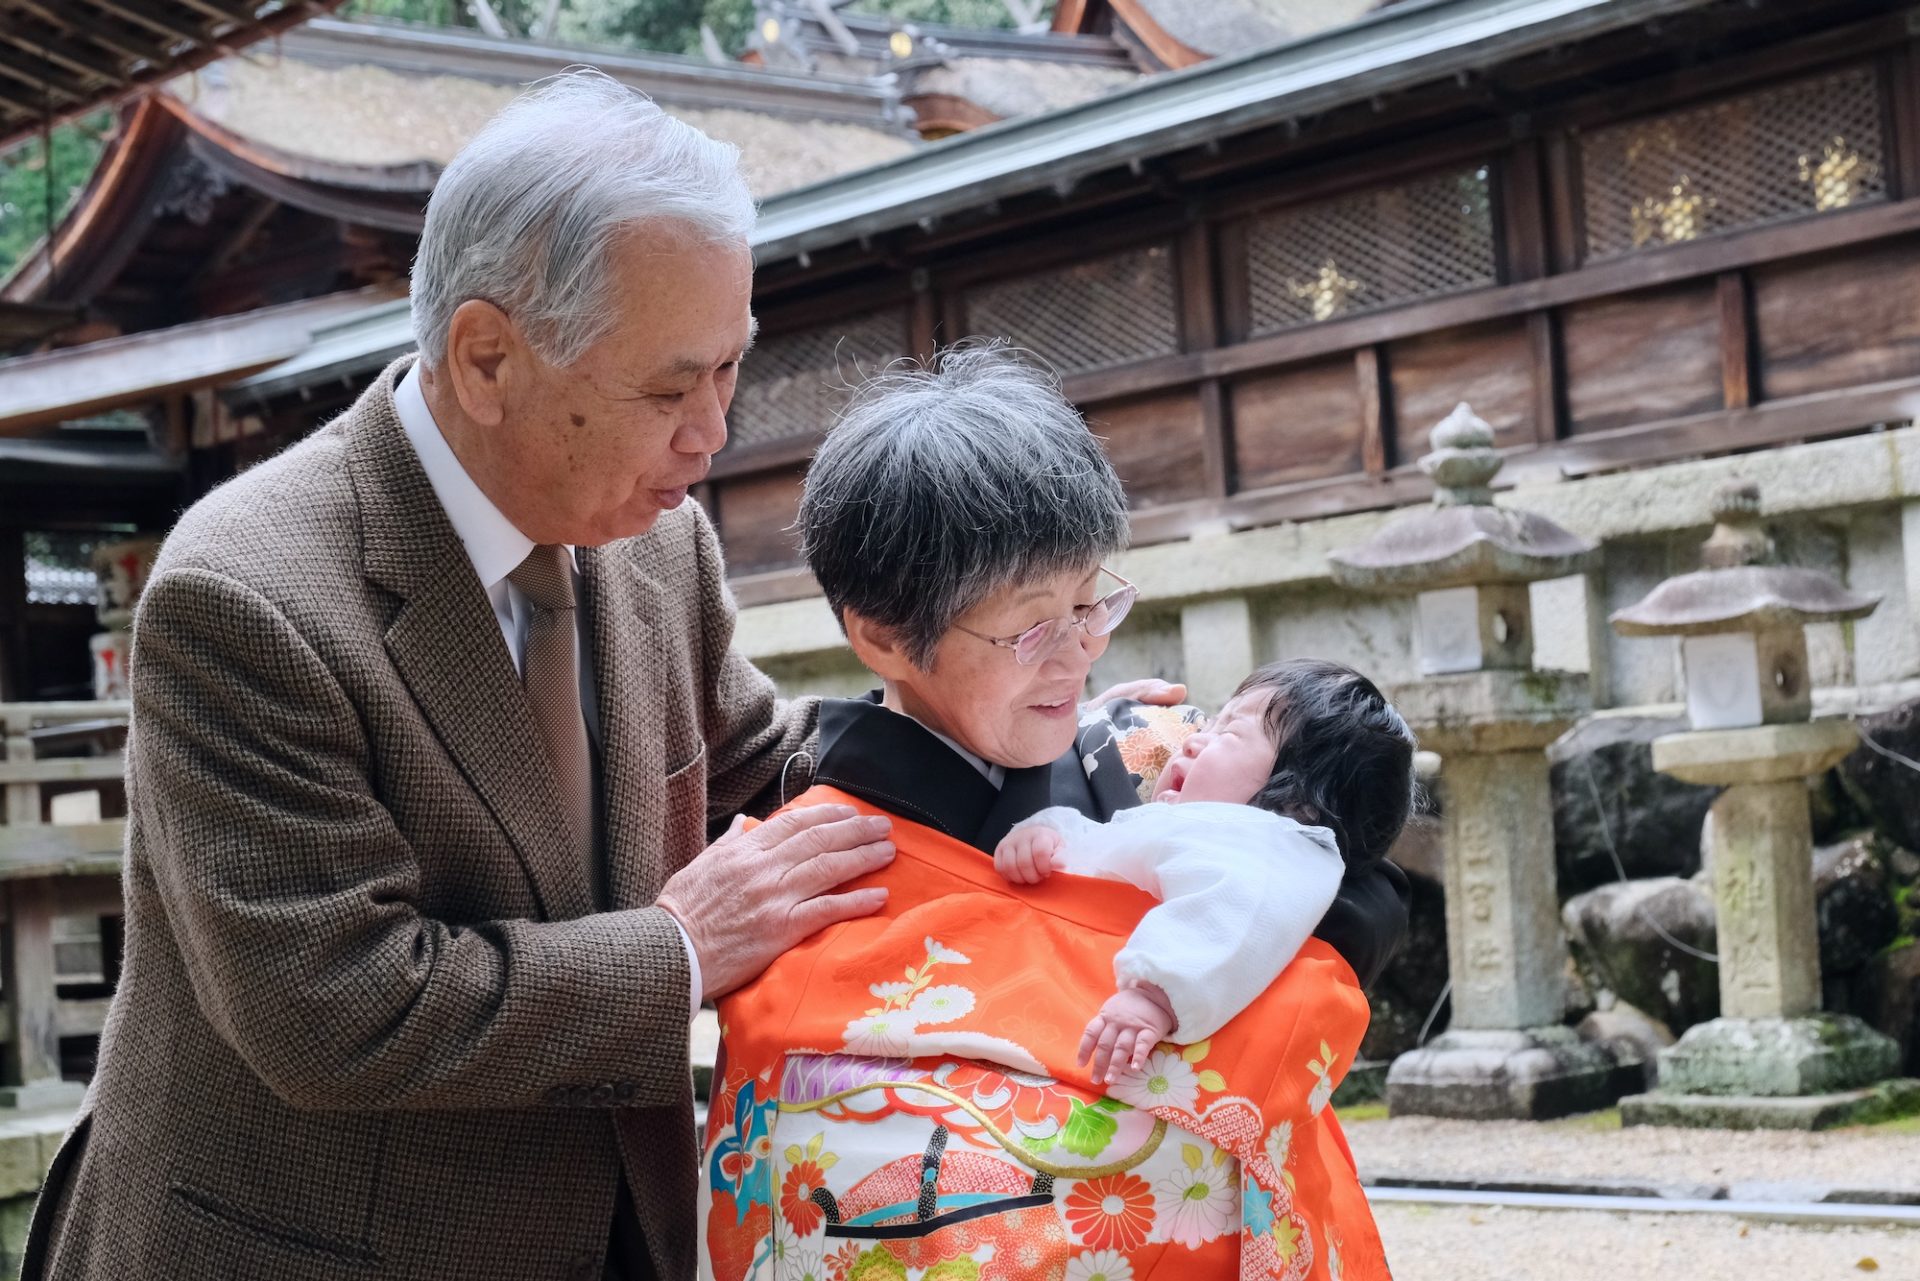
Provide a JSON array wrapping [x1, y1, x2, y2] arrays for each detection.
[[993, 824, 1064, 885]]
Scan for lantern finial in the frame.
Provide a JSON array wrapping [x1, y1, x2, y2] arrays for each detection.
[[1421, 403, 1502, 507], [1701, 480, 1773, 569]]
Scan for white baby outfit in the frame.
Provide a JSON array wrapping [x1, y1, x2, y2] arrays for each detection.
[[1013, 802, 1344, 1042]]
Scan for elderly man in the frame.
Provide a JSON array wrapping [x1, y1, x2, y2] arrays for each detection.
[[22, 73, 897, 1281]]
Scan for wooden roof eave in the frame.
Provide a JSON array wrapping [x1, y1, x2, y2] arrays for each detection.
[[1, 95, 183, 305], [0, 1, 352, 153]]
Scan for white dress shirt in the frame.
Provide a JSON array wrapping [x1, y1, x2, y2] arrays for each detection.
[[394, 364, 702, 1015]]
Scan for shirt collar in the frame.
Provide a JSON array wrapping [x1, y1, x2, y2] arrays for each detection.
[[394, 362, 576, 589]]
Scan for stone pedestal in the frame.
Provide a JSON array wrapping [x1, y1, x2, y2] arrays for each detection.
[[1621, 719, 1917, 1128], [1385, 670, 1637, 1119]]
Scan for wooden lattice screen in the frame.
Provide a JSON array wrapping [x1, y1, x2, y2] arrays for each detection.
[[725, 307, 910, 450], [1579, 64, 1889, 261], [964, 244, 1181, 374], [1245, 166, 1499, 336]]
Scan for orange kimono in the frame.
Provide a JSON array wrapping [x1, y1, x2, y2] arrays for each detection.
[[701, 786, 1389, 1281]]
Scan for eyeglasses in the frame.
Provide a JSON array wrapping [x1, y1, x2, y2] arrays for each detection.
[[951, 567, 1138, 666]]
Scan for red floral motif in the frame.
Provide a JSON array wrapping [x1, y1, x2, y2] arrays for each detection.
[[1062, 1172, 1155, 1251], [781, 1159, 828, 1236]]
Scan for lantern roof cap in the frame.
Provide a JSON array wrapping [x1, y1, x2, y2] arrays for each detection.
[[1611, 481, 1880, 636], [1327, 403, 1599, 592]]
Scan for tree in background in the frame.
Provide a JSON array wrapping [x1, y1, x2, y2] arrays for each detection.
[[0, 114, 114, 281]]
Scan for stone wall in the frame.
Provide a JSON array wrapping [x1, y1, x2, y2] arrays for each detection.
[[738, 427, 1920, 712]]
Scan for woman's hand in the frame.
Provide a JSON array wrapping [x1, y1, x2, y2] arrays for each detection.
[[1081, 678, 1187, 712], [993, 823, 1064, 885], [1078, 983, 1177, 1085]]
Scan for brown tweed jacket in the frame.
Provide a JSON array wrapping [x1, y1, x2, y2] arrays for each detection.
[[24, 359, 816, 1281]]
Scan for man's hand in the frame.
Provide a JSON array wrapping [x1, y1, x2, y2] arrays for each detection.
[[657, 804, 894, 1001], [1082, 679, 1187, 712], [1078, 984, 1176, 1085], [993, 823, 1064, 885]]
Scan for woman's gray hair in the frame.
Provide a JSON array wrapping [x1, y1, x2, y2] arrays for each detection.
[[411, 70, 755, 368], [798, 344, 1129, 669]]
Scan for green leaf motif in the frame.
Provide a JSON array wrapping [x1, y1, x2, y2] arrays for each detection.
[[1061, 1098, 1120, 1157]]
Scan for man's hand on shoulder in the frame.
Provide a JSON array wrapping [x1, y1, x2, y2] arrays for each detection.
[[656, 804, 894, 1001]]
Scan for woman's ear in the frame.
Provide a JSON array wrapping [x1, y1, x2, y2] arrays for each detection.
[[842, 609, 920, 683]]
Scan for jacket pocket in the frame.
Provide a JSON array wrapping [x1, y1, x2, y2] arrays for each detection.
[[166, 1181, 383, 1270]]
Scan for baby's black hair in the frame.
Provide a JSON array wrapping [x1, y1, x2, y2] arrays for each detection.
[[1231, 658, 1418, 869]]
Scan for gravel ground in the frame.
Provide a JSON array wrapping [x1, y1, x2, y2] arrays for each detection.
[[1375, 1204, 1920, 1281], [1345, 1115, 1920, 1195]]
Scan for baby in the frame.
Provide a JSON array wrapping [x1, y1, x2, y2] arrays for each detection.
[[995, 658, 1418, 1084]]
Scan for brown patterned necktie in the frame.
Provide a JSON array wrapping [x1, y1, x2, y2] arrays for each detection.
[[508, 544, 594, 866]]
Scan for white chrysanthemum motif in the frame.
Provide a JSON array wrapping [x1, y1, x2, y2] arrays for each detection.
[[1156, 1159, 1238, 1248], [1264, 1121, 1293, 1172], [1064, 1249, 1134, 1281], [1329, 1240, 1344, 1281], [785, 1244, 827, 1281], [868, 980, 913, 1002], [842, 1012, 917, 1058], [924, 937, 971, 965], [908, 984, 975, 1024], [771, 1220, 802, 1270], [1308, 1074, 1335, 1116], [1108, 1049, 1199, 1115]]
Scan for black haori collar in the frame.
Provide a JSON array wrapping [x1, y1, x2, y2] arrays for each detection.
[[812, 692, 1145, 854]]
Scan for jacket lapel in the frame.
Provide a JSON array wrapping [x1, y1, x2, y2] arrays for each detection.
[[580, 545, 666, 911], [347, 357, 595, 922]]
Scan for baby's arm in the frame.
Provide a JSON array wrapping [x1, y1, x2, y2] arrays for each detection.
[[993, 806, 1106, 885], [1079, 982, 1176, 1084], [1108, 805, 1345, 1045], [994, 823, 1064, 884]]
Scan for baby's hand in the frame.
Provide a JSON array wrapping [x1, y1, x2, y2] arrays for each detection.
[[993, 824, 1064, 885], [1078, 985, 1176, 1086]]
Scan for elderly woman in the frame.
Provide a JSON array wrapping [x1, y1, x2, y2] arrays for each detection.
[[700, 348, 1402, 1281]]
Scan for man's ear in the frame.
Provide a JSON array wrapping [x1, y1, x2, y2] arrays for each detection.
[[842, 609, 920, 683], [442, 299, 520, 428]]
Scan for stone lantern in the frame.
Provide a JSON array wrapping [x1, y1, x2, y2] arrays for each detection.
[[1330, 404, 1635, 1119], [1612, 481, 1913, 1127]]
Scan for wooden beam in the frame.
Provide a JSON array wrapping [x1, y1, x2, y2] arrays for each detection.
[[1, 878, 61, 1088], [1501, 137, 1550, 283], [1050, 196, 1920, 407], [1527, 310, 1562, 446], [0, 16, 134, 87], [909, 287, 939, 362], [1543, 132, 1584, 275], [8, 0, 171, 68], [0, 41, 93, 107], [1355, 345, 1390, 477], [1717, 270, 1755, 412], [0, 758, 123, 786], [89, 0, 213, 48], [1889, 42, 1920, 202], [0, 823, 125, 872]]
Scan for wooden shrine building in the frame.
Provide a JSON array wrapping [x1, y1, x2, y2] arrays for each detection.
[[6, 0, 1920, 685]]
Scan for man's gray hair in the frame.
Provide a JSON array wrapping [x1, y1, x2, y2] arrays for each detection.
[[411, 69, 756, 368], [798, 344, 1129, 669]]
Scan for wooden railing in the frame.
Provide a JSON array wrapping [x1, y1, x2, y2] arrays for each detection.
[[0, 702, 127, 1108]]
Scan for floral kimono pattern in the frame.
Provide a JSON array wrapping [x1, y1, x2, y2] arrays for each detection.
[[701, 786, 1389, 1281]]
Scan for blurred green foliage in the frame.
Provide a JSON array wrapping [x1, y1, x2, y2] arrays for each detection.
[[0, 112, 114, 280]]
